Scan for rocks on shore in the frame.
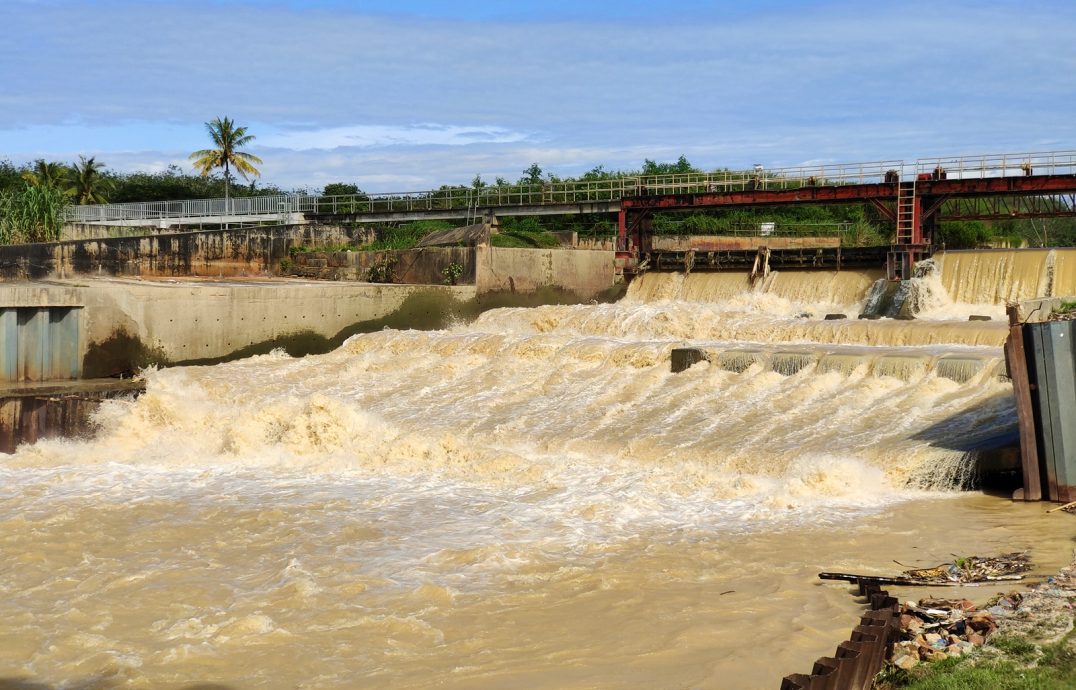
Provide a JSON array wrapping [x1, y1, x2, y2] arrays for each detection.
[[888, 595, 1016, 669]]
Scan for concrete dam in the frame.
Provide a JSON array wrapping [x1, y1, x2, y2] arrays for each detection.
[[1, 247, 1076, 688]]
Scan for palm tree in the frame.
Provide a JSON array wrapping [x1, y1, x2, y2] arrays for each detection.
[[189, 117, 262, 209], [21, 159, 71, 190], [70, 156, 111, 204]]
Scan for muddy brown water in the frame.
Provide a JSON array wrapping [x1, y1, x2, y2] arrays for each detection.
[[3, 259, 1075, 689]]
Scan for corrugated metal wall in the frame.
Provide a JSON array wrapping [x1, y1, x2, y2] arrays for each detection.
[[0, 307, 82, 383]]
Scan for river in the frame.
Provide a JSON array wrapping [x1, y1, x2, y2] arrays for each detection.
[[3, 249, 1075, 689]]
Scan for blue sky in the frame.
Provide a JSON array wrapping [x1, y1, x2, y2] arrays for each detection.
[[1, 0, 1075, 192]]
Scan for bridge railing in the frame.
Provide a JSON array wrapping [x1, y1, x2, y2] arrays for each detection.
[[63, 151, 1076, 224], [65, 195, 307, 223], [914, 150, 1076, 180], [636, 160, 905, 196], [63, 164, 908, 223]]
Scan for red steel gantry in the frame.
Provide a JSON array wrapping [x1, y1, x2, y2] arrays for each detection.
[[616, 151, 1076, 280]]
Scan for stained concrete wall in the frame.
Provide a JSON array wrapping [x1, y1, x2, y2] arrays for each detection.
[[289, 247, 475, 285], [475, 246, 616, 298], [79, 279, 475, 365], [1, 280, 475, 378], [0, 224, 372, 280]]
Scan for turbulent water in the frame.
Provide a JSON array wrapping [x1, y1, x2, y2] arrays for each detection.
[[4, 255, 1076, 690]]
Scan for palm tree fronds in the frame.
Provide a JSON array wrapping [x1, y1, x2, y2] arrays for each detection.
[[190, 116, 263, 198]]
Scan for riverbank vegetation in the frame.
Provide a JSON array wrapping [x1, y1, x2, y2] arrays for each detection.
[[876, 631, 1076, 689], [3, 153, 1076, 248]]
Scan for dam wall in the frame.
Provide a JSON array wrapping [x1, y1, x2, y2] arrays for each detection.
[[934, 248, 1076, 304], [475, 246, 616, 298], [2, 280, 476, 379], [286, 244, 618, 299], [289, 246, 475, 285], [0, 223, 369, 280]]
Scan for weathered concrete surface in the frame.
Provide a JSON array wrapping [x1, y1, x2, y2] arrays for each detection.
[[416, 223, 489, 247], [1014, 296, 1076, 323], [650, 235, 841, 251], [7, 279, 474, 377], [289, 247, 474, 285], [475, 246, 616, 298], [0, 224, 371, 280]]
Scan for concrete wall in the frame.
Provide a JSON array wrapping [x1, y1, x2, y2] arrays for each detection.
[[289, 247, 474, 285], [475, 246, 616, 298], [76, 279, 475, 366], [1, 280, 475, 378], [0, 224, 370, 280]]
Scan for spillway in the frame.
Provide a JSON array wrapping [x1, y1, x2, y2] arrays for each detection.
[[3, 257, 1075, 689]]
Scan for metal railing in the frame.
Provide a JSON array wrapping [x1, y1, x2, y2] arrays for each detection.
[[915, 150, 1076, 180], [63, 150, 1076, 224], [62, 162, 903, 224]]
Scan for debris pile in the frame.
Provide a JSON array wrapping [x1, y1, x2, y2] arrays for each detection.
[[889, 594, 1021, 670], [820, 551, 1031, 587], [899, 552, 1032, 584]]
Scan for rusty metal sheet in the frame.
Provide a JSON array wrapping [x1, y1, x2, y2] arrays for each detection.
[[781, 587, 898, 689]]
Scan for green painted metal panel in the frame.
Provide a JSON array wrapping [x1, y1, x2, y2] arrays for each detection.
[[1027, 321, 1076, 502], [0, 309, 16, 382], [48, 308, 81, 380], [16, 308, 47, 382]]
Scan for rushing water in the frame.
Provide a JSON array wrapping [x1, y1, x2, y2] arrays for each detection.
[[4, 256, 1076, 690]]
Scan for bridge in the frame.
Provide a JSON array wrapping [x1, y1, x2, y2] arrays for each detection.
[[64, 150, 1076, 279]]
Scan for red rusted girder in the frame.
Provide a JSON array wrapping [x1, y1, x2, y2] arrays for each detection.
[[620, 183, 899, 211], [917, 174, 1076, 197]]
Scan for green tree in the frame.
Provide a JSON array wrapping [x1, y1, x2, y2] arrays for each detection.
[[70, 156, 111, 204], [21, 159, 71, 190], [189, 116, 263, 206], [0, 159, 25, 195], [322, 182, 361, 196], [642, 155, 698, 176], [521, 163, 543, 185]]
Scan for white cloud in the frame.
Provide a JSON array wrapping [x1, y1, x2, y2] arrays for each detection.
[[258, 123, 530, 150], [2, 1, 1076, 192]]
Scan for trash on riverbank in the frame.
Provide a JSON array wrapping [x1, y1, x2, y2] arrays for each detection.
[[819, 551, 1031, 587], [888, 594, 1015, 670]]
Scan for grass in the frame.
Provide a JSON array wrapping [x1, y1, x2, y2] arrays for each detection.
[[876, 633, 1076, 690], [360, 220, 454, 251]]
